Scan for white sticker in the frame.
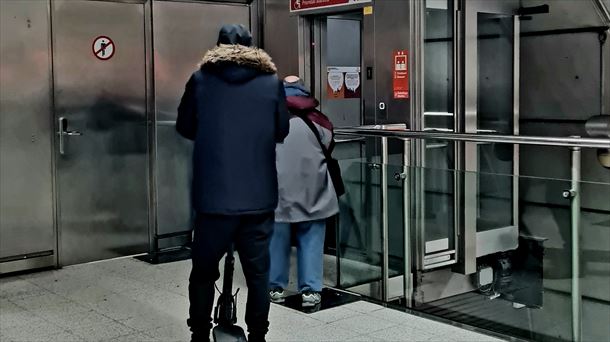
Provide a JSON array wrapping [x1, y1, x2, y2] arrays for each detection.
[[327, 71, 344, 93], [344, 72, 360, 92]]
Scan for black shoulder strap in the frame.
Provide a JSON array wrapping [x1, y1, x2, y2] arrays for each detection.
[[298, 116, 332, 160]]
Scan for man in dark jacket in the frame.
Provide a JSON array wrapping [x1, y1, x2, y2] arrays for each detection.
[[176, 24, 289, 342]]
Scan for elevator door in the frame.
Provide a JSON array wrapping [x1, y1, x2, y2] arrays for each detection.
[[462, 0, 520, 273], [53, 0, 149, 265]]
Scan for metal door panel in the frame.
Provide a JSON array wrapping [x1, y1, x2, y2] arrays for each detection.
[[53, 0, 148, 265], [0, 0, 56, 267], [152, 1, 250, 237]]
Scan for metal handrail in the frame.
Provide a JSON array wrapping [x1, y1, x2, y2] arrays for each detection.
[[335, 126, 610, 149]]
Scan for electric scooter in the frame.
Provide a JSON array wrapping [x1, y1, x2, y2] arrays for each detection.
[[212, 245, 248, 342]]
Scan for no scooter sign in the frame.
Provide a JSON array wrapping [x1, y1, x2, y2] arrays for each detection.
[[92, 36, 115, 61]]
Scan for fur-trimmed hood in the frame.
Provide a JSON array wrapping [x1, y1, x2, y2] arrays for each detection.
[[200, 45, 276, 83]]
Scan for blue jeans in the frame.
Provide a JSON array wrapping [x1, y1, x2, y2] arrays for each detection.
[[269, 220, 326, 292]]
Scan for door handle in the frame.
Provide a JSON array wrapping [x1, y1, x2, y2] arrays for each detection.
[[58, 117, 83, 155]]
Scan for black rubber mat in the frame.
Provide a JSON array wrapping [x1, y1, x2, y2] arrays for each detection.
[[135, 247, 192, 264], [274, 287, 360, 314]]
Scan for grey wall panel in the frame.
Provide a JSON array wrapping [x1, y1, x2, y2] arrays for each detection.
[[520, 33, 601, 121], [520, 126, 610, 212], [262, 0, 299, 77], [520, 0, 608, 32], [0, 0, 55, 261], [153, 1, 250, 235], [372, 0, 410, 125]]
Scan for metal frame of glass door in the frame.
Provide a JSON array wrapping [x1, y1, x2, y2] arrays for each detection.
[[461, 0, 520, 275]]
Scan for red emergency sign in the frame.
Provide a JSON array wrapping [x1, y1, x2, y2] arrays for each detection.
[[393, 50, 409, 99]]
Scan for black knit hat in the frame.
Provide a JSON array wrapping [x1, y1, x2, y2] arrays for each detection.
[[217, 24, 252, 47]]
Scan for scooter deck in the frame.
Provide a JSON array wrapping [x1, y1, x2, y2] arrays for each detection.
[[212, 325, 247, 342]]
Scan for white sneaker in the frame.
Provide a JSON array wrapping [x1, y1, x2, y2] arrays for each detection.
[[301, 291, 321, 307], [269, 288, 285, 303]]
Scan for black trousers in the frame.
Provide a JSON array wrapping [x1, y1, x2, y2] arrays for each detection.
[[188, 212, 274, 340]]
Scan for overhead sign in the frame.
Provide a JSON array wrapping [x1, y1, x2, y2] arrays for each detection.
[[393, 50, 409, 99], [92, 36, 115, 61], [290, 0, 372, 13]]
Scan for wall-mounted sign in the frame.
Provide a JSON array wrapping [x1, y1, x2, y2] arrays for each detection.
[[327, 66, 361, 99], [290, 0, 372, 14], [393, 50, 409, 99], [92, 36, 115, 61]]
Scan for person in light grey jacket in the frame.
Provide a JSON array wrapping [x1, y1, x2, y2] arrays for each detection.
[[269, 76, 339, 307]]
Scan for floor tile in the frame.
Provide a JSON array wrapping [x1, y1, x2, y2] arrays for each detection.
[[268, 305, 324, 331], [11, 292, 72, 311], [146, 323, 192, 342], [326, 313, 398, 335], [0, 308, 45, 329], [306, 306, 360, 323], [120, 311, 181, 331], [86, 293, 150, 320], [0, 279, 48, 299], [102, 332, 159, 342], [70, 320, 137, 342], [29, 299, 91, 321], [280, 323, 360, 341], [45, 309, 116, 330], [1, 319, 65, 341], [443, 330, 505, 342], [368, 324, 436, 342], [341, 300, 385, 313], [44, 329, 87, 342], [64, 285, 118, 305]]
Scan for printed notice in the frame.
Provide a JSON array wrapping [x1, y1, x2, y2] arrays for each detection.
[[327, 66, 361, 99]]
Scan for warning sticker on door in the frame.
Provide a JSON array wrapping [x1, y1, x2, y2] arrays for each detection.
[[393, 50, 409, 99], [327, 66, 361, 99], [92, 36, 115, 61]]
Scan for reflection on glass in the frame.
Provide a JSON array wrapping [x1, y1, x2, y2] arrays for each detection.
[[336, 159, 382, 288], [477, 13, 514, 231]]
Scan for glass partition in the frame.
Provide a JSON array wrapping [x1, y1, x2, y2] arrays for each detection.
[[332, 134, 610, 342]]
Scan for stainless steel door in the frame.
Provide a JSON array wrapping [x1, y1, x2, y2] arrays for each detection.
[[152, 1, 251, 252], [462, 0, 520, 274], [0, 0, 56, 273], [53, 0, 148, 265]]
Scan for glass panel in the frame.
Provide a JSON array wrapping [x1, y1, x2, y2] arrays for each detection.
[[333, 134, 609, 341], [336, 159, 382, 288], [477, 13, 514, 231], [413, 169, 610, 342], [423, 0, 456, 257]]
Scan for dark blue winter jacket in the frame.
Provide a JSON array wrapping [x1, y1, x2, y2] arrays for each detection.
[[176, 44, 290, 215]]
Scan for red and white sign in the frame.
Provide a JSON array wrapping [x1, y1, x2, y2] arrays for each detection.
[[92, 36, 115, 61], [393, 50, 409, 99], [290, 0, 371, 13]]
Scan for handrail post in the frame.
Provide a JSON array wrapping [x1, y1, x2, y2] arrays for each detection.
[[403, 138, 412, 307], [569, 144, 582, 342], [381, 137, 389, 302]]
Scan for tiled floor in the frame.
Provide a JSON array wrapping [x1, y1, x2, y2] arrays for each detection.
[[0, 257, 504, 342]]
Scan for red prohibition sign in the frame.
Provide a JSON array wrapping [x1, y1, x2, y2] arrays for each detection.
[[92, 36, 115, 61]]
